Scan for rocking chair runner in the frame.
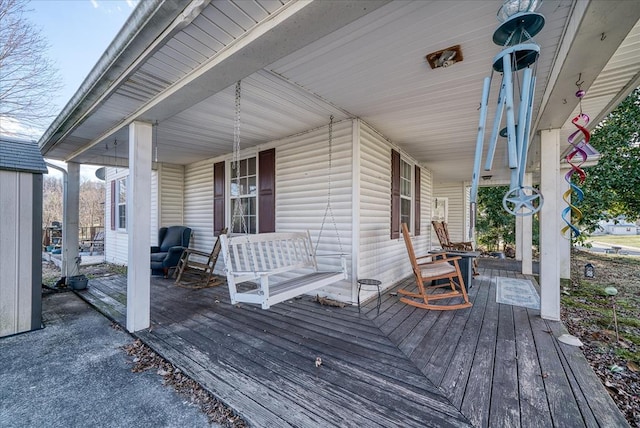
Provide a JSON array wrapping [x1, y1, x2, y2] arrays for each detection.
[[174, 228, 228, 288], [399, 223, 471, 310]]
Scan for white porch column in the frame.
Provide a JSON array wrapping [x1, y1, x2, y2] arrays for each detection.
[[539, 129, 561, 320], [62, 162, 80, 279], [126, 121, 152, 332], [516, 215, 523, 260], [521, 173, 533, 275], [559, 176, 572, 279]]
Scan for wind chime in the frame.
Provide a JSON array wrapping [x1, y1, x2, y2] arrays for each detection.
[[561, 77, 590, 239], [470, 0, 545, 219]]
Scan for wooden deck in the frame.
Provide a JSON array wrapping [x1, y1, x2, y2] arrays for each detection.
[[77, 266, 628, 428]]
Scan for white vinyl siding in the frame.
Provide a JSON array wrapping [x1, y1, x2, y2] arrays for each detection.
[[184, 158, 215, 253], [150, 169, 159, 246], [276, 120, 353, 300], [158, 163, 184, 229], [433, 182, 466, 242], [357, 122, 433, 293]]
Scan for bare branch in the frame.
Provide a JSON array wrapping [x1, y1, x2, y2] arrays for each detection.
[[0, 0, 62, 132]]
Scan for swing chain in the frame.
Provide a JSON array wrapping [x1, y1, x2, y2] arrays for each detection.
[[231, 80, 249, 235], [316, 115, 343, 255]]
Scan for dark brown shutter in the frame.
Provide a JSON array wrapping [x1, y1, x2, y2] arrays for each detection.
[[213, 161, 225, 236], [390, 149, 400, 239], [414, 165, 421, 236], [110, 180, 116, 230], [258, 148, 276, 233]]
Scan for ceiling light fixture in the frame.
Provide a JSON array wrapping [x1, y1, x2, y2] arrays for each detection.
[[426, 45, 463, 69]]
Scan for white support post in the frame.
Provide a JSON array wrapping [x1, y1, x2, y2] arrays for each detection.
[[63, 162, 80, 279], [351, 119, 361, 305], [521, 173, 533, 275], [539, 130, 561, 320], [559, 177, 571, 279], [126, 121, 152, 332], [516, 215, 523, 260]]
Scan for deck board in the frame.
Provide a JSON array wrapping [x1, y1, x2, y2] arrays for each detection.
[[74, 263, 629, 428]]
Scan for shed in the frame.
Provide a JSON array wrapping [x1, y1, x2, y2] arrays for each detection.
[[0, 136, 48, 337]]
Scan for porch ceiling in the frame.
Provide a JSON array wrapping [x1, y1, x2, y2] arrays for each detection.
[[39, 0, 640, 185]]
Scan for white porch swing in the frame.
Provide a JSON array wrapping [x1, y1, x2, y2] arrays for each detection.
[[219, 81, 347, 309]]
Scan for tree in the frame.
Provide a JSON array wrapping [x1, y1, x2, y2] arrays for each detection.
[[475, 186, 540, 253], [42, 175, 63, 227], [0, 0, 61, 135], [576, 87, 640, 233], [79, 178, 105, 230], [476, 186, 515, 252], [42, 175, 105, 233]]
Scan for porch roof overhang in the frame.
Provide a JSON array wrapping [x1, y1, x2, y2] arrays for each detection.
[[38, 0, 640, 185]]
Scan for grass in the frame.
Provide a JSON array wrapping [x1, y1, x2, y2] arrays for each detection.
[[586, 234, 640, 248]]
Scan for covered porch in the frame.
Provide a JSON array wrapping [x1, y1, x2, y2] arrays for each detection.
[[77, 265, 627, 427]]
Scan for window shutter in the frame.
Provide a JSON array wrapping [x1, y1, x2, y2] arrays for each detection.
[[213, 161, 225, 236], [390, 149, 400, 239], [414, 165, 421, 236], [110, 180, 116, 230], [258, 148, 276, 233]]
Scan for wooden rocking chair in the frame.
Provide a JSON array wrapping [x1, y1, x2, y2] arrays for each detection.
[[432, 220, 478, 275], [399, 223, 471, 310], [174, 228, 228, 288]]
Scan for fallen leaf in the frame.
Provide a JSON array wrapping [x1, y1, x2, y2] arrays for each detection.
[[604, 381, 619, 395], [627, 361, 639, 372], [609, 364, 624, 373]]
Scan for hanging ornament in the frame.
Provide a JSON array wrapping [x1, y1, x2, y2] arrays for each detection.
[[470, 0, 545, 217], [561, 78, 589, 239]]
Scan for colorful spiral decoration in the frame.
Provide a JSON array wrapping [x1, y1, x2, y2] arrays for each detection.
[[561, 91, 590, 239]]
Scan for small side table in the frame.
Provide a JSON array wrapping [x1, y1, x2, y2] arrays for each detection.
[[357, 279, 382, 313]]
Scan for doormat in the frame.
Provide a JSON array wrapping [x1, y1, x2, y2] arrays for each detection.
[[496, 277, 540, 310]]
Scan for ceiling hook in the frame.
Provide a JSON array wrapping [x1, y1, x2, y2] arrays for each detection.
[[575, 73, 584, 88]]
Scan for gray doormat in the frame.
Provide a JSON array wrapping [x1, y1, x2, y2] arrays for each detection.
[[496, 277, 540, 309]]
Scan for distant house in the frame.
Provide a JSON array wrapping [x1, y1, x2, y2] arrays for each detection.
[[0, 136, 47, 337], [597, 217, 639, 235]]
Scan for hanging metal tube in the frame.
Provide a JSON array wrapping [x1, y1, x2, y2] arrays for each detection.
[[471, 77, 491, 204], [484, 79, 506, 172], [501, 52, 519, 170]]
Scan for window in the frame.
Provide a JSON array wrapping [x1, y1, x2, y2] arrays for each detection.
[[391, 149, 421, 238], [117, 177, 127, 230], [230, 157, 257, 234], [400, 159, 412, 228], [213, 149, 276, 236]]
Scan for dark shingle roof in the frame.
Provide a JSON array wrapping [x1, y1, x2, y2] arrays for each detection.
[[0, 137, 48, 174]]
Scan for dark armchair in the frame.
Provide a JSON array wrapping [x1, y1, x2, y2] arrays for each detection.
[[150, 226, 192, 278]]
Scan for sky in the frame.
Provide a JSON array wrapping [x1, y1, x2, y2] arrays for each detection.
[[21, 0, 138, 179]]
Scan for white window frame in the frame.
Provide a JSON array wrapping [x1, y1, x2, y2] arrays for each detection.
[[400, 157, 413, 232], [117, 176, 127, 231], [229, 155, 258, 234]]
